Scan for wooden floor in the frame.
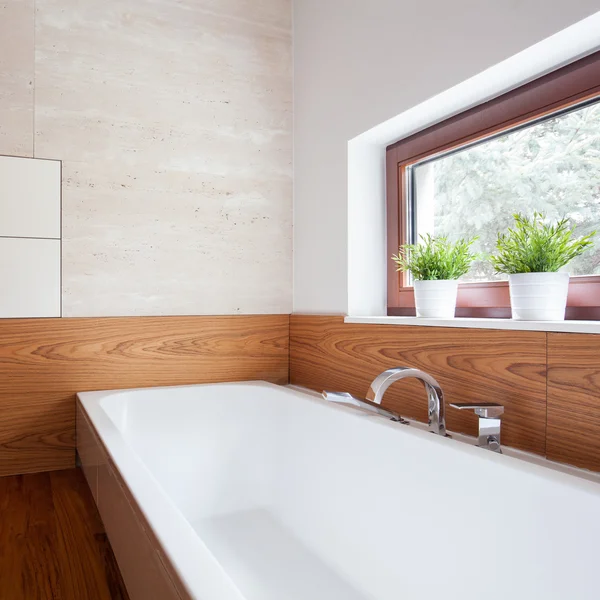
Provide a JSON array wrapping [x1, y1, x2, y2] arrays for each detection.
[[0, 468, 129, 600]]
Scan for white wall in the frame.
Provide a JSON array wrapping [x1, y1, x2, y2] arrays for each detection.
[[293, 0, 600, 314]]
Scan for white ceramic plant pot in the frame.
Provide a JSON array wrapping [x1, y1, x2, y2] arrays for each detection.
[[413, 280, 459, 319], [508, 272, 570, 321]]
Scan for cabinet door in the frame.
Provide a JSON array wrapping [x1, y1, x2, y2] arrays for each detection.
[[0, 155, 60, 238], [0, 238, 60, 317]]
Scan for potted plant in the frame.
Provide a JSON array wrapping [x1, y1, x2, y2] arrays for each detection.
[[392, 234, 478, 318], [490, 212, 595, 321]]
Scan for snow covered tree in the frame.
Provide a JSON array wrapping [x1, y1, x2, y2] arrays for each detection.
[[419, 101, 600, 281]]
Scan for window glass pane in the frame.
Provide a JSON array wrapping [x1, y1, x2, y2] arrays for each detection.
[[411, 100, 600, 282]]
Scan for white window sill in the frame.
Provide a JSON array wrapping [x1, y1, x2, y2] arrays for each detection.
[[344, 315, 600, 334]]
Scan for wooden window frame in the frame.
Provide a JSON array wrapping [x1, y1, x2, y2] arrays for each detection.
[[387, 50, 600, 319]]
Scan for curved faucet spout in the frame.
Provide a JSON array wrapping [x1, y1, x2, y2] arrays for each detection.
[[366, 367, 447, 436]]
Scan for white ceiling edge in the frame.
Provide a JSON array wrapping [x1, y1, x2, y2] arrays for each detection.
[[347, 11, 600, 318]]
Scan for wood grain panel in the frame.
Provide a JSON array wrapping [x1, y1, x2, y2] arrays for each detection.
[[547, 333, 600, 472], [0, 315, 289, 476], [290, 315, 547, 454], [0, 468, 129, 600]]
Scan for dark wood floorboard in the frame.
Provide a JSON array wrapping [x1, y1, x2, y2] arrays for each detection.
[[0, 468, 129, 600]]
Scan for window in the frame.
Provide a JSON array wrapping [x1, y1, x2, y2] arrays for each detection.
[[387, 50, 600, 319], [409, 99, 600, 283]]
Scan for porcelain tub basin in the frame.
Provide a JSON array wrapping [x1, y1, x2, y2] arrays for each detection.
[[77, 381, 600, 600]]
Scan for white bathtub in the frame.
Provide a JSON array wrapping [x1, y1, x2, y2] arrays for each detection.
[[77, 381, 600, 600]]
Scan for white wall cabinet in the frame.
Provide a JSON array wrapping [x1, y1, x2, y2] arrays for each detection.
[[0, 156, 60, 239], [0, 238, 60, 317], [0, 155, 61, 317]]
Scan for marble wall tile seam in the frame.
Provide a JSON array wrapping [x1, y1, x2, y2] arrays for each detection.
[[0, 0, 35, 157], [32, 0, 36, 159]]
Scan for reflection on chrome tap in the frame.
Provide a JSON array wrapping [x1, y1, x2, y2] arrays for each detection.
[[323, 366, 447, 436]]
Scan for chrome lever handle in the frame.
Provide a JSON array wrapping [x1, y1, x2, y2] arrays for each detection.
[[450, 402, 504, 453], [450, 402, 504, 419]]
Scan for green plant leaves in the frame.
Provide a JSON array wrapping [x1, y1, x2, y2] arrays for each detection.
[[490, 212, 595, 274], [391, 234, 479, 281]]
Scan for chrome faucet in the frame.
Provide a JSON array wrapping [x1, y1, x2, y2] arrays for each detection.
[[367, 367, 447, 436], [323, 366, 447, 436]]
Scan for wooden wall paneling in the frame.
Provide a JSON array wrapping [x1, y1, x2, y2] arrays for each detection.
[[0, 315, 289, 477], [547, 333, 600, 472], [4, 313, 598, 477], [290, 315, 547, 455]]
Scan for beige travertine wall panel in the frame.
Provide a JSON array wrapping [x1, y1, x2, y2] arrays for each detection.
[[0, 0, 34, 157], [34, 0, 292, 316]]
